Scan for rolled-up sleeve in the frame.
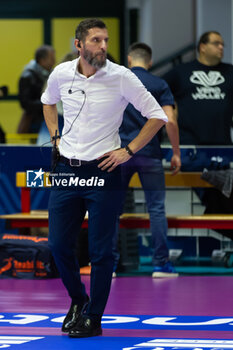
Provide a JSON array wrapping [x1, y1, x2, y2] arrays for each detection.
[[41, 66, 61, 105], [121, 69, 168, 123]]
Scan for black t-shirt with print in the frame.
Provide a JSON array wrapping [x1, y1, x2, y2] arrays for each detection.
[[163, 59, 233, 145]]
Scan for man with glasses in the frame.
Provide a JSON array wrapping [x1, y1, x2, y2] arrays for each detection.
[[163, 32, 233, 242], [163, 31, 233, 145]]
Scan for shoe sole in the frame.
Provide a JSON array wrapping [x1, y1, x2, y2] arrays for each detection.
[[152, 272, 179, 278], [69, 328, 102, 338], [62, 328, 69, 333]]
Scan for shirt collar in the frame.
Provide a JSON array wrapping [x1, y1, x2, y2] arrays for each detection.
[[131, 66, 147, 73], [72, 57, 109, 78]]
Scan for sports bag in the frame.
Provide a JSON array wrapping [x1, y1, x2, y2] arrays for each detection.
[[0, 234, 59, 279]]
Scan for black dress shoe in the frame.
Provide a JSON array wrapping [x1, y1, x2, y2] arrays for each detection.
[[69, 315, 102, 338], [62, 296, 89, 333]]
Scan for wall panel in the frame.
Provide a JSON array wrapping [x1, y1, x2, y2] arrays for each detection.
[[0, 19, 43, 94]]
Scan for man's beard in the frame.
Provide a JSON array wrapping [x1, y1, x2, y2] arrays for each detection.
[[83, 47, 107, 69]]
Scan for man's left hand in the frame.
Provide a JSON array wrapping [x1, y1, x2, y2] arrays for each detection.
[[97, 148, 131, 172]]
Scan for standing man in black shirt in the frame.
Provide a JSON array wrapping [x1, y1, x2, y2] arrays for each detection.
[[164, 31, 233, 234], [163, 31, 233, 145]]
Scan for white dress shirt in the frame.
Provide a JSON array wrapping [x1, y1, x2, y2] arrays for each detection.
[[41, 58, 168, 161]]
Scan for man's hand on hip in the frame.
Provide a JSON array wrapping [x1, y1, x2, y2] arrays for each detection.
[[97, 148, 132, 172]]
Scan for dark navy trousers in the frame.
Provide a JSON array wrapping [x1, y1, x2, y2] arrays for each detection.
[[48, 160, 122, 319]]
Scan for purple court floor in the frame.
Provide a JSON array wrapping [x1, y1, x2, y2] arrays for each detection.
[[0, 276, 233, 349]]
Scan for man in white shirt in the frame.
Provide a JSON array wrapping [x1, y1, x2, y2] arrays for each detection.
[[41, 18, 167, 338]]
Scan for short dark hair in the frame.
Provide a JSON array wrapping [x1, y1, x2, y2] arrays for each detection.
[[35, 45, 54, 63], [75, 18, 107, 42], [197, 31, 221, 52], [128, 42, 152, 64]]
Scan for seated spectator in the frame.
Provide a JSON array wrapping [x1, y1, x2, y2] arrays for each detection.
[[18, 45, 56, 134]]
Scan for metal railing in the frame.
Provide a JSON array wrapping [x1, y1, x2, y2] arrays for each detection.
[[149, 43, 196, 76]]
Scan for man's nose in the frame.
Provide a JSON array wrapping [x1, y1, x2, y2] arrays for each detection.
[[218, 42, 224, 49], [100, 40, 107, 51]]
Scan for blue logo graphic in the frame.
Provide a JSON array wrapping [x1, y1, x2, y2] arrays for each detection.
[[124, 338, 233, 349], [26, 169, 45, 188], [1, 314, 233, 331], [0, 336, 232, 350], [0, 336, 43, 348], [0, 315, 232, 349]]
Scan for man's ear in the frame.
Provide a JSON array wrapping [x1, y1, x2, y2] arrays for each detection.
[[199, 42, 205, 54], [74, 39, 81, 50], [127, 55, 132, 68]]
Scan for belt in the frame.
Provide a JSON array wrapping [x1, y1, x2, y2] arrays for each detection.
[[59, 156, 98, 167]]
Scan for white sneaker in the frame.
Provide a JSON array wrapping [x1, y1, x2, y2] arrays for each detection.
[[152, 261, 179, 278]]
